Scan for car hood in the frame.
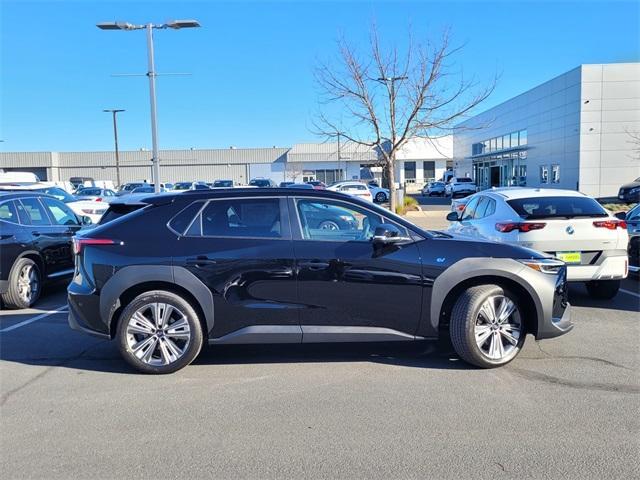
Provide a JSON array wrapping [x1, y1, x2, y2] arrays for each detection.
[[428, 230, 548, 261], [620, 181, 640, 189]]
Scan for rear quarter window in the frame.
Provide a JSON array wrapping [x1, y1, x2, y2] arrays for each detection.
[[168, 201, 205, 235]]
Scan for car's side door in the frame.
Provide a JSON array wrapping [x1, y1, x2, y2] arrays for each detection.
[[39, 196, 82, 274], [171, 196, 300, 340], [290, 196, 424, 339]]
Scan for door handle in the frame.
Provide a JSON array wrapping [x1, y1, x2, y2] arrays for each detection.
[[299, 261, 330, 270], [186, 256, 217, 267], [32, 231, 41, 237]]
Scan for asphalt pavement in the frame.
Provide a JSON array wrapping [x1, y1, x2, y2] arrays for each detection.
[[1, 279, 639, 480]]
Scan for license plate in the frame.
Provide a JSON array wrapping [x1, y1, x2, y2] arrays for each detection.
[[557, 251, 582, 264]]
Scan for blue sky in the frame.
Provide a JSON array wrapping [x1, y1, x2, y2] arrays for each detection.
[[1, 0, 638, 152]]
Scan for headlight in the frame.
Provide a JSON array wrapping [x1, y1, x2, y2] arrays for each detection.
[[517, 258, 565, 274]]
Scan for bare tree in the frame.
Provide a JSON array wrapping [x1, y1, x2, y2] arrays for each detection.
[[627, 129, 640, 161], [314, 26, 495, 212], [285, 161, 304, 182]]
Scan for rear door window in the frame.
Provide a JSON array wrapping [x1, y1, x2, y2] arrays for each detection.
[[191, 198, 284, 238], [17, 198, 51, 225], [41, 197, 79, 226]]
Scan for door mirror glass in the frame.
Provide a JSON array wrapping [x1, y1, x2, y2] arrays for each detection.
[[372, 223, 410, 244], [446, 211, 460, 222]]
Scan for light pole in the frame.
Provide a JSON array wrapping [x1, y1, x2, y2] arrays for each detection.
[[103, 109, 125, 188], [97, 20, 200, 193]]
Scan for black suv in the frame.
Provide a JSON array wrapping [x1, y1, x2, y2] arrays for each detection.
[[68, 189, 572, 373], [0, 192, 90, 308]]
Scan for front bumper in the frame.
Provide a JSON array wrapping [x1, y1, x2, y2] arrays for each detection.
[[536, 302, 573, 339]]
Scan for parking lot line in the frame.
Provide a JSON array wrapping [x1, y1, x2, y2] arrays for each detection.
[[0, 305, 68, 333], [620, 288, 640, 299]]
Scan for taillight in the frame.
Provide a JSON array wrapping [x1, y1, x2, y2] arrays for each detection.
[[495, 222, 547, 233], [95, 197, 103, 202], [72, 237, 117, 255], [593, 219, 627, 230]]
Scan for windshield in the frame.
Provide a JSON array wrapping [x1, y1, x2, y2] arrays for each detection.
[[79, 188, 102, 196], [457, 178, 473, 182], [249, 179, 271, 187], [35, 187, 76, 203], [507, 196, 608, 219], [174, 183, 192, 190], [213, 180, 233, 187]]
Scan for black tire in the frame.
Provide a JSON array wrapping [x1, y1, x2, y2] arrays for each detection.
[[117, 290, 204, 374], [1, 257, 41, 309], [449, 284, 526, 368], [375, 192, 386, 203], [585, 280, 620, 300]]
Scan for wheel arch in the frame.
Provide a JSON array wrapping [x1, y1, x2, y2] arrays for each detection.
[[430, 258, 545, 338], [15, 250, 45, 277], [101, 265, 214, 339]]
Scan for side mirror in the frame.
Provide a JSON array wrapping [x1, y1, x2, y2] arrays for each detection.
[[80, 215, 93, 226], [614, 211, 627, 220], [446, 211, 460, 222], [372, 223, 411, 244]]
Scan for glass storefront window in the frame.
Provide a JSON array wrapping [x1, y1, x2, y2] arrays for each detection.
[[503, 135, 510, 149], [519, 130, 528, 145], [496, 136, 503, 150], [551, 164, 560, 184], [511, 132, 518, 146]]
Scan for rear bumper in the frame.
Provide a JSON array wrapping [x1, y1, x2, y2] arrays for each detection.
[[566, 253, 628, 281], [67, 281, 111, 338]]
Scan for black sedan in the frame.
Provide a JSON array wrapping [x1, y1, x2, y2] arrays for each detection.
[[0, 191, 91, 308]]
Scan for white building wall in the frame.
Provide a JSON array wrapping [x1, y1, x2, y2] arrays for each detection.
[[579, 63, 640, 197], [454, 63, 640, 197], [454, 67, 582, 191]]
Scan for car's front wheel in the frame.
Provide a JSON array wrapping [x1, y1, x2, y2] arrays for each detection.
[[375, 192, 387, 203], [449, 284, 525, 368], [585, 279, 620, 299], [117, 290, 204, 374]]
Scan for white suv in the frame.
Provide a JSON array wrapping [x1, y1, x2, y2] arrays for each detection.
[[326, 181, 373, 202], [447, 188, 629, 299], [445, 177, 478, 197]]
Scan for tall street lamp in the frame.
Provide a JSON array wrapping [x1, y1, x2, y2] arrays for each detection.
[[97, 19, 200, 193], [103, 109, 125, 188]]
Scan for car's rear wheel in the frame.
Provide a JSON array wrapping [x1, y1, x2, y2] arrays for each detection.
[[449, 284, 525, 368], [117, 290, 203, 374], [375, 192, 387, 203], [585, 279, 620, 299], [1, 257, 41, 309]]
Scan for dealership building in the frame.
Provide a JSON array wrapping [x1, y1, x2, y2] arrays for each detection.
[[0, 138, 453, 188], [453, 63, 640, 198]]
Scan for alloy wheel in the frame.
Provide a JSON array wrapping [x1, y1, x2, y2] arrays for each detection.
[[17, 264, 39, 304], [125, 303, 192, 366], [375, 192, 386, 202], [474, 295, 521, 361]]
